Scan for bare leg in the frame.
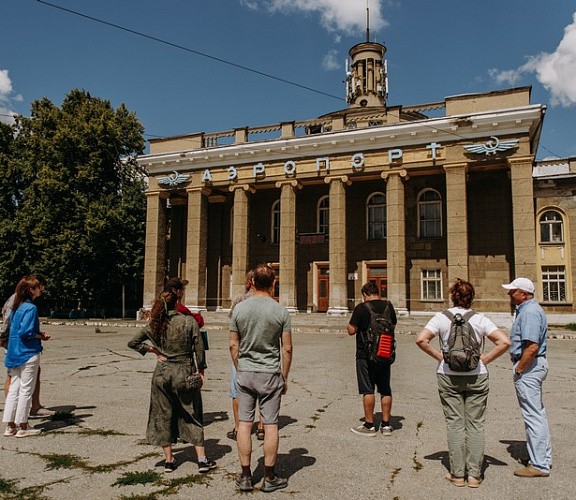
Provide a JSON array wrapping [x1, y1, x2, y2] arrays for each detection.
[[232, 397, 239, 431], [163, 444, 173, 463], [237, 421, 253, 467], [31, 367, 41, 410], [363, 394, 375, 424], [381, 395, 392, 422], [4, 374, 10, 398], [262, 424, 279, 467]]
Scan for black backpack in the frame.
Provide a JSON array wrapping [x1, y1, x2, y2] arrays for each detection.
[[364, 301, 396, 365], [441, 310, 481, 372]]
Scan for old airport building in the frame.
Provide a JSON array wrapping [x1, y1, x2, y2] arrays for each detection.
[[138, 36, 576, 318]]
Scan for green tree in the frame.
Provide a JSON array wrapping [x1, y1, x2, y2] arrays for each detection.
[[3, 89, 146, 315]]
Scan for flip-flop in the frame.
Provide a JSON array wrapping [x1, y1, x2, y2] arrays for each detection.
[[467, 477, 483, 488], [256, 428, 265, 441], [445, 473, 465, 487]]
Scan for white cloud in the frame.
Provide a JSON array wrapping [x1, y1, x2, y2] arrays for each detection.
[[322, 49, 341, 71], [244, 0, 388, 35], [0, 69, 17, 124], [489, 12, 576, 107]]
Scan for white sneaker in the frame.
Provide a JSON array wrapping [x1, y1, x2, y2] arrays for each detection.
[[350, 424, 377, 436], [30, 407, 55, 418], [4, 426, 17, 437], [16, 428, 42, 438]]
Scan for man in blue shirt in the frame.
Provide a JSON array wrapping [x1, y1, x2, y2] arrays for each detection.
[[502, 277, 552, 477]]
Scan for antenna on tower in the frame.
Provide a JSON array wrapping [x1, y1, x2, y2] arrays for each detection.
[[366, 0, 370, 42]]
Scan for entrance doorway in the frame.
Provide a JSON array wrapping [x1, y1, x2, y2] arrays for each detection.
[[367, 265, 388, 299], [317, 265, 330, 312]]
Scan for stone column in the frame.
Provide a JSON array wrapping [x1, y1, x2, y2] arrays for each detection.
[[230, 185, 252, 300], [184, 186, 209, 311], [509, 157, 537, 280], [143, 191, 168, 307], [383, 170, 408, 313], [276, 180, 300, 313], [325, 175, 350, 316], [444, 163, 469, 283]]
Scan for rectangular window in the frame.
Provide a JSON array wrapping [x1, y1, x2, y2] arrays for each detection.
[[542, 266, 566, 302], [421, 270, 442, 300]]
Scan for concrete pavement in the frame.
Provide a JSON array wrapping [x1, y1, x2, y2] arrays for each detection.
[[1, 314, 575, 499]]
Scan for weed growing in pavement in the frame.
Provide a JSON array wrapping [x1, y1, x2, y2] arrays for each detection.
[[113, 470, 163, 487], [77, 428, 126, 437], [566, 323, 576, 331], [43, 453, 90, 471], [0, 476, 18, 495]]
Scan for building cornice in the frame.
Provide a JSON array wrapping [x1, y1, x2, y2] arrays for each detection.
[[139, 104, 544, 174]]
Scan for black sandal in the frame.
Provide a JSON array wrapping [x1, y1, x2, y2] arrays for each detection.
[[227, 428, 237, 440], [256, 428, 265, 441]]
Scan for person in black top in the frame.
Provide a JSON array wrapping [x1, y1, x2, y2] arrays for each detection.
[[348, 282, 397, 436]]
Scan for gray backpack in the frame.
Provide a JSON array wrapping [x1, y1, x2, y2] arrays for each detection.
[[441, 310, 481, 372]]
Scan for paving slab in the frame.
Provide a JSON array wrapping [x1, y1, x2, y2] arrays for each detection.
[[1, 315, 575, 499]]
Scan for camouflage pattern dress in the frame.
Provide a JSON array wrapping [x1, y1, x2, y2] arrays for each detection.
[[128, 313, 207, 447]]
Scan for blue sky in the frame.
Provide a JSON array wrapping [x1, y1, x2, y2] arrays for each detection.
[[1, 0, 575, 160]]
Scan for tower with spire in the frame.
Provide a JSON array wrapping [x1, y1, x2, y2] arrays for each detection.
[[345, 4, 388, 108]]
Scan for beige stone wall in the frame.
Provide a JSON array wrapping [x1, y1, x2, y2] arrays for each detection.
[[446, 87, 531, 116]]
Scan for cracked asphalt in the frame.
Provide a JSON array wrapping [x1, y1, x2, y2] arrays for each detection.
[[1, 315, 575, 499]]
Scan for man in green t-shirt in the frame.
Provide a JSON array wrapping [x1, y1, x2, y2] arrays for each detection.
[[230, 264, 293, 493]]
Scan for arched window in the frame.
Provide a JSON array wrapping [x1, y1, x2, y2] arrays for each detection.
[[317, 196, 329, 235], [367, 192, 386, 240], [271, 200, 280, 244], [540, 210, 564, 243], [418, 189, 442, 238]]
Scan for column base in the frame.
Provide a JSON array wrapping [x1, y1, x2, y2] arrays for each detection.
[[184, 305, 208, 313], [285, 306, 299, 315], [327, 307, 350, 317], [395, 307, 409, 317]]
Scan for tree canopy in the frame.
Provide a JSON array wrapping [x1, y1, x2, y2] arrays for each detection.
[[0, 89, 146, 316]]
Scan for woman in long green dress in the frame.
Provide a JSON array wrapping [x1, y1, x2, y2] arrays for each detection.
[[128, 290, 217, 473]]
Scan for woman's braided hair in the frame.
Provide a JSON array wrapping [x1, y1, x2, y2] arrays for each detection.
[[149, 290, 178, 344]]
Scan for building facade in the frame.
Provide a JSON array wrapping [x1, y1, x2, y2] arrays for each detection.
[[138, 38, 576, 318]]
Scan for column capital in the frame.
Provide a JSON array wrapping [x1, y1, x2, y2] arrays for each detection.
[[442, 162, 469, 172], [145, 189, 170, 199], [229, 183, 256, 194], [324, 175, 352, 185], [275, 179, 303, 189], [185, 186, 212, 196], [507, 155, 535, 167], [381, 169, 408, 180]]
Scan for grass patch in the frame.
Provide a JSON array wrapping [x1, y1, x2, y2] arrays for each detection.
[[565, 323, 576, 331], [113, 470, 162, 487], [0, 477, 19, 495], [42, 453, 89, 471], [389, 467, 402, 485], [77, 428, 126, 437]]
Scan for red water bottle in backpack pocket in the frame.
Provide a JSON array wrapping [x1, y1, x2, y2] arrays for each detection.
[[377, 333, 393, 358]]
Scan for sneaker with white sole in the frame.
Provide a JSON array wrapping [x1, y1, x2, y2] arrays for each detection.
[[380, 424, 393, 436], [164, 461, 177, 473], [350, 424, 377, 436], [4, 426, 17, 437], [261, 475, 288, 493], [197, 458, 217, 473], [30, 407, 55, 419], [16, 428, 42, 438]]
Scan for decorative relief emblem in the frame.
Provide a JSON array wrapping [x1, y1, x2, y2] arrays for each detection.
[[157, 171, 190, 187], [463, 136, 519, 155]]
